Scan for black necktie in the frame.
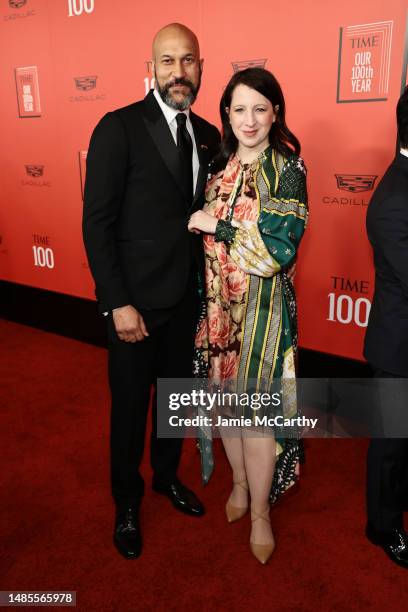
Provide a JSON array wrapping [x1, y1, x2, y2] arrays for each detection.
[[176, 112, 194, 202]]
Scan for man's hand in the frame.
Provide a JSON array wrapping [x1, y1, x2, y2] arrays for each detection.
[[188, 210, 218, 234], [112, 305, 149, 343]]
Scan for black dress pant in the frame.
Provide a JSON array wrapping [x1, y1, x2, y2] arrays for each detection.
[[107, 276, 199, 509], [366, 368, 408, 534]]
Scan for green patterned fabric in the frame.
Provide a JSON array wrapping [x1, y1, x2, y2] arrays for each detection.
[[214, 219, 237, 244]]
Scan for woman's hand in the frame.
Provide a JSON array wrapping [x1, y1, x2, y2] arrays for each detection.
[[188, 210, 218, 234]]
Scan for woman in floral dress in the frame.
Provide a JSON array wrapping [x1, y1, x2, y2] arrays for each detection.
[[188, 68, 308, 564]]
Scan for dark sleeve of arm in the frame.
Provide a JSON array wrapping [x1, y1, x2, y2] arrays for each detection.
[[209, 125, 221, 156], [82, 112, 131, 312], [375, 195, 408, 299]]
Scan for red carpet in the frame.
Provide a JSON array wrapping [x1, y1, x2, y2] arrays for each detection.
[[1, 319, 407, 611]]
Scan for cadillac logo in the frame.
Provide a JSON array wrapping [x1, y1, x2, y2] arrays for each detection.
[[9, 0, 27, 7], [74, 76, 97, 91], [335, 174, 378, 193], [231, 59, 267, 73], [25, 164, 44, 177]]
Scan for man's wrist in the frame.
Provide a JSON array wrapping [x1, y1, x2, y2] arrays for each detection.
[[103, 303, 132, 317]]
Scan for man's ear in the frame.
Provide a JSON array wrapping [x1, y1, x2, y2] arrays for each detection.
[[200, 58, 204, 72]]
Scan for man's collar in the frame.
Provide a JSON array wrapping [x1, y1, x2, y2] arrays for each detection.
[[400, 147, 408, 158], [153, 88, 190, 125]]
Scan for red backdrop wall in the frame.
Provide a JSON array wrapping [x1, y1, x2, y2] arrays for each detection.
[[1, 0, 407, 360]]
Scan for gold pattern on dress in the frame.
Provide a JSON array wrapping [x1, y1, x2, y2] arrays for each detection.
[[236, 274, 261, 392], [230, 221, 280, 276], [261, 276, 282, 386]]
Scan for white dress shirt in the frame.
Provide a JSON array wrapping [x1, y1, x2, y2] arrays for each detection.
[[153, 88, 199, 192], [400, 147, 408, 158]]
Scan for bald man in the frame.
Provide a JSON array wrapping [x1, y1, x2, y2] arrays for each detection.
[[83, 24, 220, 559]]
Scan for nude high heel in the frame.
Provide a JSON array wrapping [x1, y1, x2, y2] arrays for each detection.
[[250, 508, 275, 564], [225, 479, 249, 523]]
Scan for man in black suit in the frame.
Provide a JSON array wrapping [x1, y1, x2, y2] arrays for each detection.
[[364, 86, 408, 568], [82, 23, 220, 559]]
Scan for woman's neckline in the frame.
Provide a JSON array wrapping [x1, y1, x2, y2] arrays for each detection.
[[236, 144, 271, 168]]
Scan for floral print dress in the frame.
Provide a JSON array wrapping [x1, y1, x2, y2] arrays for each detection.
[[195, 145, 308, 503]]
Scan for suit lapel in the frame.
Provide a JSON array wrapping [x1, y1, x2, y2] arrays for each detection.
[[395, 152, 408, 175], [190, 112, 209, 207], [141, 91, 188, 199]]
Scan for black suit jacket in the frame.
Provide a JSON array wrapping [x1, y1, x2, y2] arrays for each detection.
[[82, 90, 220, 315], [364, 153, 408, 376]]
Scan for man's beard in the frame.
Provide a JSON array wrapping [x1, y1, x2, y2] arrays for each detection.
[[155, 73, 201, 110]]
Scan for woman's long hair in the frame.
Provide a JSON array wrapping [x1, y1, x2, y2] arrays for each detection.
[[213, 67, 300, 170]]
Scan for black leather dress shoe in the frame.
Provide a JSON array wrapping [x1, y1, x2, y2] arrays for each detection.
[[113, 507, 142, 559], [152, 479, 205, 516], [366, 524, 408, 568]]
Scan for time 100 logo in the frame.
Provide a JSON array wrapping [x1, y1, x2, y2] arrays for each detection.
[[32, 235, 55, 270], [327, 277, 371, 328], [68, 0, 95, 16]]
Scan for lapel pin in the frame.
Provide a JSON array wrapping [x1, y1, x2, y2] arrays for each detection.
[[200, 144, 208, 150]]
